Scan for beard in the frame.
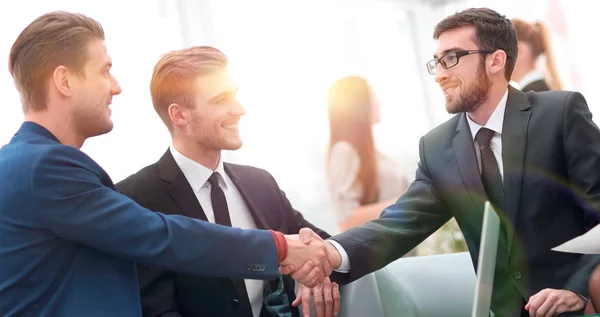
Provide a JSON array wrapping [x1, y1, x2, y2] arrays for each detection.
[[188, 110, 243, 152], [446, 62, 491, 114]]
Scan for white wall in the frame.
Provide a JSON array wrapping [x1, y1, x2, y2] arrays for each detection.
[[1, 0, 597, 234]]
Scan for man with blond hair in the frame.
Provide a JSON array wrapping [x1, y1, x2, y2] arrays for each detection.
[[117, 45, 340, 317], [0, 11, 332, 317]]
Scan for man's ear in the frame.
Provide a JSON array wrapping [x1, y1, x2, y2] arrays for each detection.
[[488, 50, 508, 76], [52, 65, 74, 97], [168, 103, 187, 128]]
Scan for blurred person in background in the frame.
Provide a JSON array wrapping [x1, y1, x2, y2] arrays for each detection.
[[510, 19, 563, 92], [326, 76, 410, 232], [326, 76, 469, 256]]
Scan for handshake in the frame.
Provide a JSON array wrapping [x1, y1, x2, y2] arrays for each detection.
[[278, 228, 342, 288]]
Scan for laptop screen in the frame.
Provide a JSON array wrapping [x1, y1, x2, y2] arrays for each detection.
[[471, 201, 501, 317]]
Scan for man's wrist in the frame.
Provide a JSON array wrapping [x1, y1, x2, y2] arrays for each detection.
[[269, 230, 287, 263], [325, 241, 342, 269]]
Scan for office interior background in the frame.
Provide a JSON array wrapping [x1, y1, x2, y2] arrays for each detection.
[[0, 0, 595, 251]]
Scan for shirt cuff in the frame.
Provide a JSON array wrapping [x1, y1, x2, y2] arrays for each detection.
[[575, 292, 589, 303], [327, 239, 351, 273]]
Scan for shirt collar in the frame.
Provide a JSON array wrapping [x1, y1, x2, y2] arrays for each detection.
[[466, 89, 508, 140], [169, 145, 227, 192], [518, 69, 545, 89]]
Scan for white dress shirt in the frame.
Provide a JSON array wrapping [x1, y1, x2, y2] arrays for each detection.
[[330, 90, 509, 272], [510, 69, 545, 91], [518, 69, 546, 90], [170, 146, 264, 317]]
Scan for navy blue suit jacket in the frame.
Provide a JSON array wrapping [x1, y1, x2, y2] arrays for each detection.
[[0, 122, 279, 317]]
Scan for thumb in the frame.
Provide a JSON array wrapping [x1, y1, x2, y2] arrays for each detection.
[[299, 228, 319, 244], [279, 265, 295, 275]]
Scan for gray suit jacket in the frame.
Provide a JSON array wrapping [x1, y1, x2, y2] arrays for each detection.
[[331, 87, 600, 314]]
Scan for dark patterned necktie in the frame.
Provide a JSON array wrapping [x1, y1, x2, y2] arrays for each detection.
[[475, 128, 524, 316], [476, 128, 506, 212]]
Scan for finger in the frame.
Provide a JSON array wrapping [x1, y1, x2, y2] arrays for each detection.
[[310, 252, 325, 284], [543, 305, 558, 317], [279, 264, 295, 275], [528, 295, 549, 317], [292, 284, 304, 307], [536, 294, 558, 317], [313, 284, 324, 317], [300, 266, 322, 288], [332, 283, 340, 316], [301, 283, 312, 317], [290, 261, 313, 282], [524, 294, 536, 310], [322, 280, 333, 317], [525, 290, 545, 310]]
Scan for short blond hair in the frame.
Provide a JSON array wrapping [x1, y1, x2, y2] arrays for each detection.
[[9, 11, 105, 112], [150, 46, 228, 131]]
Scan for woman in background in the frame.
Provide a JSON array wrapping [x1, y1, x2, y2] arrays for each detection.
[[326, 76, 409, 232], [326, 76, 468, 256], [511, 19, 563, 92]]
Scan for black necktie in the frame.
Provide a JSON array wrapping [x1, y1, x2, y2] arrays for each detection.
[[207, 172, 252, 314], [475, 128, 524, 316], [208, 173, 234, 226]]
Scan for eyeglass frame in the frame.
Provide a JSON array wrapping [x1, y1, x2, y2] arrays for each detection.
[[426, 50, 511, 75]]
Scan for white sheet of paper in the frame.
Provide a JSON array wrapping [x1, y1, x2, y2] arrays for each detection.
[[552, 223, 600, 254]]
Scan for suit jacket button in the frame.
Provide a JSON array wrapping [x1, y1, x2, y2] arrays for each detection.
[[513, 272, 522, 280], [231, 298, 240, 310]]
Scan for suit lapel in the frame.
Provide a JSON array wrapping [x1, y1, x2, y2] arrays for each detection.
[[158, 149, 208, 221], [224, 163, 275, 315], [159, 151, 255, 315], [502, 87, 532, 253], [224, 163, 271, 230], [453, 113, 487, 218]]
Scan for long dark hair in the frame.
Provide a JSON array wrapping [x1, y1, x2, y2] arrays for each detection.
[[327, 76, 378, 205]]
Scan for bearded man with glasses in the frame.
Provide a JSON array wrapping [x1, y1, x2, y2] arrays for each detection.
[[287, 7, 600, 317]]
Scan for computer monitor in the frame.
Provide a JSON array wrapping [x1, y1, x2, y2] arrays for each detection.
[[471, 201, 501, 317]]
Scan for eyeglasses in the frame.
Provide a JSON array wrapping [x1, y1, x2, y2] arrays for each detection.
[[426, 50, 493, 75]]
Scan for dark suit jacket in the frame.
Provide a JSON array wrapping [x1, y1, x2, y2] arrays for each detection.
[[0, 122, 279, 317], [330, 87, 600, 314], [117, 150, 330, 317], [522, 79, 550, 92]]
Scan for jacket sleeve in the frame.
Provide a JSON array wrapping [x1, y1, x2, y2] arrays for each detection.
[[31, 146, 279, 281], [330, 136, 452, 284], [560, 91, 600, 297]]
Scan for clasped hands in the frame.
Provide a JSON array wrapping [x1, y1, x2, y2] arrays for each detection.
[[279, 228, 342, 317], [279, 228, 341, 287]]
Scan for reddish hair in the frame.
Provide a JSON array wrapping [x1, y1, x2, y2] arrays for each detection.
[[150, 46, 228, 130], [512, 19, 563, 90], [327, 76, 378, 205]]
